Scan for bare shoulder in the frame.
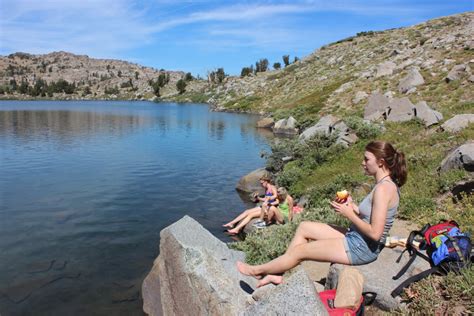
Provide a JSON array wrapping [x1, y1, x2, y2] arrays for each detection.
[[374, 180, 397, 197]]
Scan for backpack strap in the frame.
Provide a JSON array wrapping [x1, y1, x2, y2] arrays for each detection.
[[392, 247, 431, 280], [391, 266, 441, 297], [392, 230, 431, 281]]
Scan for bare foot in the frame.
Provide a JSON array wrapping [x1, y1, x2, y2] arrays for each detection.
[[236, 261, 261, 279], [227, 228, 239, 235], [257, 274, 283, 288], [223, 223, 234, 228]]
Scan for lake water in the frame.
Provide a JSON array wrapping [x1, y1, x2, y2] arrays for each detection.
[[0, 100, 272, 315]]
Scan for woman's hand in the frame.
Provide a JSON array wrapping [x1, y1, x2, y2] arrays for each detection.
[[330, 195, 358, 218]]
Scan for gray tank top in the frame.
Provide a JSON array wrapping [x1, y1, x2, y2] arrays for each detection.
[[350, 178, 400, 243]]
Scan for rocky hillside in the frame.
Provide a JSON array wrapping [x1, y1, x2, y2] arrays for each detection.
[[0, 51, 207, 100], [202, 12, 473, 124]]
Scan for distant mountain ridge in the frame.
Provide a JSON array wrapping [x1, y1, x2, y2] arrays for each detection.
[[0, 51, 206, 100]]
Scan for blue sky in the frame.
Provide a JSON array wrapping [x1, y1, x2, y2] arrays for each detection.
[[0, 1, 472, 76]]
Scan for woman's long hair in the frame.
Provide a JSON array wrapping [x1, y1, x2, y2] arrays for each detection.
[[366, 141, 407, 187]]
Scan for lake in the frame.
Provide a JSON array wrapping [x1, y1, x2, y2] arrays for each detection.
[[0, 100, 272, 315]]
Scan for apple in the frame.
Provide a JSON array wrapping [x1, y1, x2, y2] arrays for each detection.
[[336, 190, 349, 201]]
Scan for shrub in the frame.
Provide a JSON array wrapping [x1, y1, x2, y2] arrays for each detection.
[[176, 79, 186, 94], [345, 116, 382, 139]]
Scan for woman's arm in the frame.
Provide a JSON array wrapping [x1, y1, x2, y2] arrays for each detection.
[[330, 183, 395, 241]]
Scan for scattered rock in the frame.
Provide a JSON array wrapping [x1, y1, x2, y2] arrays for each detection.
[[273, 116, 299, 135], [439, 142, 474, 173], [299, 115, 339, 141], [256, 117, 274, 128], [236, 168, 272, 193], [398, 68, 425, 93], [142, 216, 256, 316], [441, 114, 474, 133], [334, 82, 353, 94], [375, 61, 396, 77], [385, 97, 415, 122], [445, 64, 468, 82], [465, 40, 474, 50], [327, 248, 430, 311], [352, 91, 368, 104], [414, 101, 443, 126], [364, 93, 390, 121], [244, 268, 328, 316]]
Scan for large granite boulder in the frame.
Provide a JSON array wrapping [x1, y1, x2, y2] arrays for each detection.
[[414, 101, 443, 127], [299, 115, 339, 141], [364, 92, 390, 121], [273, 116, 299, 135], [398, 68, 425, 93], [439, 142, 474, 173], [441, 114, 474, 133], [236, 168, 272, 193], [142, 216, 257, 316], [299, 115, 358, 148], [326, 247, 430, 311], [385, 97, 415, 122], [244, 268, 328, 316]]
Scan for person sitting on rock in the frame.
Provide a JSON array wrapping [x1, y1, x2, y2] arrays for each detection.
[[266, 187, 295, 224], [237, 141, 407, 287], [223, 176, 278, 235]]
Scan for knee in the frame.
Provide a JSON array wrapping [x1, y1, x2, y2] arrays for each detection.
[[297, 221, 311, 231]]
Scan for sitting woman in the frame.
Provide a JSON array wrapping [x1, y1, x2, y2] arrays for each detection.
[[266, 187, 295, 225], [223, 176, 278, 235], [237, 141, 407, 287]]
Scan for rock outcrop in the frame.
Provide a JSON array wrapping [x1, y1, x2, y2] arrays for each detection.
[[244, 268, 328, 315], [142, 216, 256, 316], [142, 216, 329, 315], [299, 115, 358, 148], [273, 116, 298, 135]]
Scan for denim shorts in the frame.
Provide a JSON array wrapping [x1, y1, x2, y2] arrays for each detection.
[[343, 229, 383, 265]]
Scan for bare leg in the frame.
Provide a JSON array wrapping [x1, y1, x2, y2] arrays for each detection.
[[237, 238, 349, 278], [268, 206, 284, 224], [286, 221, 346, 253], [223, 206, 260, 228], [227, 208, 261, 234], [257, 274, 283, 288]]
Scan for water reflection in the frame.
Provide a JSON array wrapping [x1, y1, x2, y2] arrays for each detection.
[[0, 100, 274, 316]]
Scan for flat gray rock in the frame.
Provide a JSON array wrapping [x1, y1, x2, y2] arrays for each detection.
[[445, 64, 468, 82], [375, 61, 396, 77], [299, 115, 339, 142], [243, 268, 328, 316], [398, 68, 425, 93], [386, 97, 415, 122], [364, 92, 390, 121], [414, 101, 443, 126], [327, 247, 431, 311], [441, 114, 474, 133]]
